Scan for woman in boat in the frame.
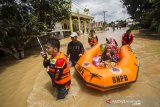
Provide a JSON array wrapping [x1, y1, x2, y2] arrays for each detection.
[[99, 45, 116, 68]]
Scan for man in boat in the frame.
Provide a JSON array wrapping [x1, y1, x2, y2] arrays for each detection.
[[122, 29, 134, 46], [67, 32, 84, 66], [88, 30, 98, 47]]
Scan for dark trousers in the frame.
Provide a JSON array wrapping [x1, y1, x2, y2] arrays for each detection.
[[56, 81, 71, 99], [48, 71, 70, 99], [70, 56, 80, 66]]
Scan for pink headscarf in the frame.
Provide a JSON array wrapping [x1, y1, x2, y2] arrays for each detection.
[[106, 36, 118, 48]]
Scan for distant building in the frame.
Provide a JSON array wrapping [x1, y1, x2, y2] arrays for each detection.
[[126, 18, 134, 26], [53, 3, 94, 34], [91, 21, 104, 31]]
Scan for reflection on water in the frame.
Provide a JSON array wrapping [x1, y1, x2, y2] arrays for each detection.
[[0, 29, 160, 107]]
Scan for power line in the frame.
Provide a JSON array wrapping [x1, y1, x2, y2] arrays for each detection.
[[72, 2, 83, 10], [72, 0, 85, 10], [72, 4, 82, 10], [72, 0, 86, 9]]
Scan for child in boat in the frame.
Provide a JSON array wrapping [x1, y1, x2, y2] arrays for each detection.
[[40, 38, 71, 99], [100, 44, 106, 55], [92, 56, 101, 66]]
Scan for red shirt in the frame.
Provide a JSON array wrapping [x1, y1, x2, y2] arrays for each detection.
[[122, 33, 134, 45]]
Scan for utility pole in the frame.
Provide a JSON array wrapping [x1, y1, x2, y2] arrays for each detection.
[[122, 10, 126, 20], [103, 11, 107, 22], [103, 11, 107, 30]]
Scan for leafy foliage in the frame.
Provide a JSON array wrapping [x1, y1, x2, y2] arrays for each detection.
[[0, 0, 71, 59], [121, 0, 160, 30]]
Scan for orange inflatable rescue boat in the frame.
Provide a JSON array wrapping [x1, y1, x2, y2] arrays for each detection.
[[75, 44, 139, 91]]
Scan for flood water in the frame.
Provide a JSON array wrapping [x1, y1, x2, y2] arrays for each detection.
[[0, 28, 160, 107]]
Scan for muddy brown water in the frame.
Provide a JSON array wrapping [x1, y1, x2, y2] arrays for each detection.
[[0, 28, 160, 107]]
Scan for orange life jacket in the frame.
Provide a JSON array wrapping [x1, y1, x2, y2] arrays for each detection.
[[88, 36, 98, 46], [49, 52, 71, 85]]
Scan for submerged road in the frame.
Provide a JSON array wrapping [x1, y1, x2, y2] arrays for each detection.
[[0, 28, 160, 107]]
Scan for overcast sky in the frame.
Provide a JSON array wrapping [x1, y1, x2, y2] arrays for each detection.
[[72, 0, 130, 22]]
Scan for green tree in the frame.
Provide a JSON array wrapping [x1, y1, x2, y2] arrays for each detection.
[[31, 0, 71, 32], [108, 21, 115, 27], [0, 0, 71, 59], [121, 0, 152, 22], [121, 0, 160, 30], [149, 0, 160, 30]]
